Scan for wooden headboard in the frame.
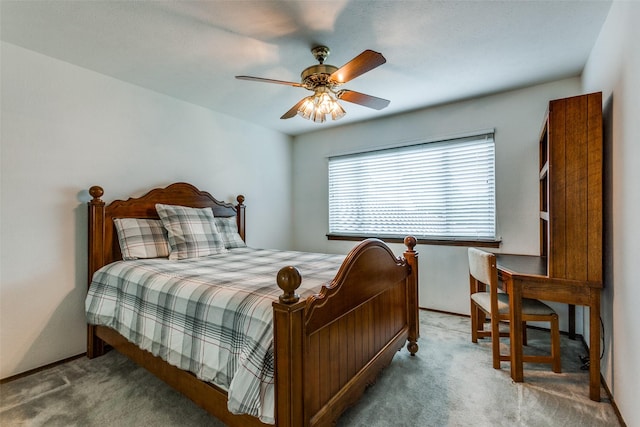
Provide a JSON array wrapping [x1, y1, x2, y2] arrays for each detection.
[[87, 182, 245, 286]]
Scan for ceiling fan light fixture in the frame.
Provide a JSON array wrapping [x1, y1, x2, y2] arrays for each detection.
[[328, 99, 346, 121], [312, 110, 326, 123], [297, 96, 326, 123], [297, 87, 345, 123], [297, 96, 316, 120]]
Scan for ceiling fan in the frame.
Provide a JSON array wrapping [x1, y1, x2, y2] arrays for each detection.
[[235, 46, 390, 122]]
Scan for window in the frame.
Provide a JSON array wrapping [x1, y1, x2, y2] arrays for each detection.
[[328, 132, 497, 244]]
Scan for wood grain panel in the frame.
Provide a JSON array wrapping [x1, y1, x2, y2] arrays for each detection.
[[338, 317, 348, 388], [519, 280, 593, 305], [329, 321, 340, 396], [544, 93, 603, 282], [586, 92, 603, 282], [354, 308, 364, 368], [395, 282, 407, 332], [305, 332, 320, 420], [347, 313, 357, 380], [549, 99, 567, 277], [317, 327, 331, 412], [367, 302, 375, 360], [564, 95, 589, 280], [303, 285, 408, 415], [374, 297, 383, 351]]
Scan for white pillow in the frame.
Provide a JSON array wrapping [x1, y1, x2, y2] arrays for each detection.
[[113, 218, 170, 260], [155, 204, 227, 260]]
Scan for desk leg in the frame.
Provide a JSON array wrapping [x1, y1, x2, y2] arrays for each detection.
[[569, 304, 576, 340], [508, 278, 524, 382], [589, 291, 601, 401]]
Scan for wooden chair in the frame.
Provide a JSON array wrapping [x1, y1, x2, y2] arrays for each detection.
[[468, 248, 561, 373]]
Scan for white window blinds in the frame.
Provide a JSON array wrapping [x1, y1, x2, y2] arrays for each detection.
[[328, 132, 496, 240]]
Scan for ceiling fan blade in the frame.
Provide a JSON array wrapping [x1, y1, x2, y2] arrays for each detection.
[[280, 98, 308, 119], [337, 90, 390, 110], [235, 75, 303, 87], [330, 50, 386, 83]]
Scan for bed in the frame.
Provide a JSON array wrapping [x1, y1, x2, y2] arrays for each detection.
[[85, 182, 419, 427]]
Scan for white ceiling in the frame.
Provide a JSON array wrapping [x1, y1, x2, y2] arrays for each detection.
[[1, 0, 612, 136]]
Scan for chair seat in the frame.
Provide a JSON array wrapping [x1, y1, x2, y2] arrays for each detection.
[[471, 292, 556, 316]]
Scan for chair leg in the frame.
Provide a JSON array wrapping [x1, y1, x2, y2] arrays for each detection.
[[491, 314, 501, 369], [550, 314, 561, 373], [471, 303, 478, 343], [477, 309, 486, 334]]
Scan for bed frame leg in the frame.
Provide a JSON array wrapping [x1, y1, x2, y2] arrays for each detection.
[[87, 325, 106, 358], [404, 236, 419, 356]]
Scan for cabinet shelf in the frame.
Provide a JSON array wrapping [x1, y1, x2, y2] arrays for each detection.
[[539, 162, 548, 180]]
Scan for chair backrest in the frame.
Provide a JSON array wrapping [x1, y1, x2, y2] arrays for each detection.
[[468, 247, 498, 290]]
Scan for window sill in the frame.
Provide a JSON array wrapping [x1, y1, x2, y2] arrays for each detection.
[[326, 234, 501, 248]]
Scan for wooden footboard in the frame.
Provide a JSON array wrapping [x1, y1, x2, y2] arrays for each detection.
[[86, 183, 419, 427], [273, 237, 419, 426]]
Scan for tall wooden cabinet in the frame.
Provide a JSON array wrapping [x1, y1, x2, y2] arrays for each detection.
[[496, 93, 604, 400], [539, 92, 603, 285]]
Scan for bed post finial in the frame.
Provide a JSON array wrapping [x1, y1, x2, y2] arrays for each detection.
[[236, 195, 246, 242], [277, 266, 302, 304], [404, 235, 417, 252], [89, 186, 104, 202]]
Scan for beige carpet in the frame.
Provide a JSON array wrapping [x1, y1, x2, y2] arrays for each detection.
[[0, 310, 621, 426]]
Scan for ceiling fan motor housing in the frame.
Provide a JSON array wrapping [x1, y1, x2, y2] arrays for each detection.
[[301, 64, 339, 89]]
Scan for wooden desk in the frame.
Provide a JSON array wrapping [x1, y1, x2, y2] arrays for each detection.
[[496, 254, 603, 401]]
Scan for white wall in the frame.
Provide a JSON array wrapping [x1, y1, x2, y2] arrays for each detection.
[[291, 78, 581, 325], [582, 2, 640, 425], [0, 42, 293, 379]]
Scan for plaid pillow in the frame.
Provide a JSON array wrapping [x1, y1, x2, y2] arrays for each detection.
[[214, 216, 247, 249], [113, 218, 170, 260], [156, 204, 227, 260]]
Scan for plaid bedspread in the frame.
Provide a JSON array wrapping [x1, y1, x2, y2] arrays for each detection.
[[85, 247, 344, 424]]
